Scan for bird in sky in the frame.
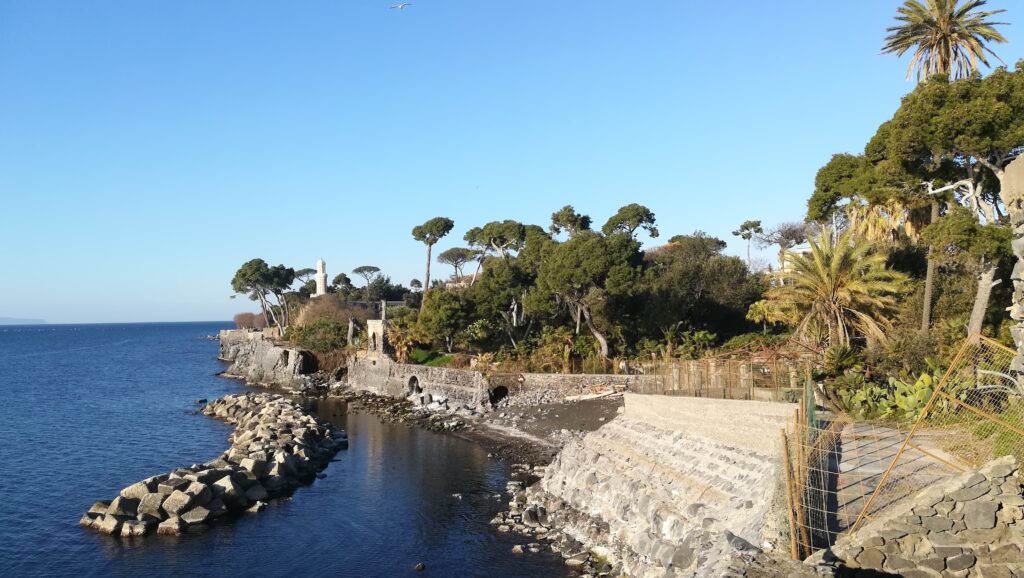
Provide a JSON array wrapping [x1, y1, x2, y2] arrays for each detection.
[[390, 3, 412, 9]]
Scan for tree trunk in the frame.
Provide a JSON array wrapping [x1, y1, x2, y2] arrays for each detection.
[[423, 244, 433, 306], [580, 304, 609, 359], [347, 318, 355, 346], [470, 258, 483, 286], [968, 261, 999, 337], [995, 157, 1024, 373], [921, 200, 940, 331]]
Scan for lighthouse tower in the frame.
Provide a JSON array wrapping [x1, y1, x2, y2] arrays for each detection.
[[315, 259, 328, 297]]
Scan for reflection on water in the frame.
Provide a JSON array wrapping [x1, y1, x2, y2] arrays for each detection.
[[0, 323, 567, 578]]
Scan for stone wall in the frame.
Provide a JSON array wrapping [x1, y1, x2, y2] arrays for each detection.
[[517, 394, 797, 577], [347, 355, 488, 408], [218, 329, 316, 390], [811, 456, 1024, 577]]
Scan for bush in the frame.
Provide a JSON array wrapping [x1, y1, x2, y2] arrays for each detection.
[[233, 312, 267, 329], [294, 294, 369, 327], [289, 320, 349, 353], [831, 371, 939, 422], [719, 332, 790, 353]]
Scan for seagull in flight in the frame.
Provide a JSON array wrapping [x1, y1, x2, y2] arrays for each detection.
[[390, 2, 412, 9]]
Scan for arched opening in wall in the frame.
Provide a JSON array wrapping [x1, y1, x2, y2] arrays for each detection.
[[408, 376, 422, 395], [489, 385, 509, 406]]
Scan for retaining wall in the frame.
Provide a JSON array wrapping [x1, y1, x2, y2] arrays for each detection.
[[810, 456, 1024, 577], [520, 394, 798, 577], [346, 355, 488, 408]]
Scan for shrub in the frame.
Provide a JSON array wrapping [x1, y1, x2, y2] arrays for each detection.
[[289, 320, 349, 353], [719, 332, 790, 353], [233, 312, 267, 329], [294, 294, 369, 327]]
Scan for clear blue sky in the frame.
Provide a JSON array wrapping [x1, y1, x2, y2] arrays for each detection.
[[2, 1, 1022, 323]]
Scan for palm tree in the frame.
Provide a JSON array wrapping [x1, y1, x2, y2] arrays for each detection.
[[765, 228, 908, 348], [882, 0, 1008, 82]]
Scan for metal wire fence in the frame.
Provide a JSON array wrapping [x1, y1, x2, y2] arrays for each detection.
[[850, 335, 1024, 531], [634, 356, 813, 401], [780, 335, 1024, 560]]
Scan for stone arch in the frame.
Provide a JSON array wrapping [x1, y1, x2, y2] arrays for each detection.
[[489, 385, 509, 406], [408, 376, 422, 395]]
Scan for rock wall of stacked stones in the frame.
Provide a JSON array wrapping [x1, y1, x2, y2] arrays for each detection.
[[509, 395, 797, 577], [347, 355, 487, 408], [816, 456, 1024, 577], [79, 393, 347, 538]]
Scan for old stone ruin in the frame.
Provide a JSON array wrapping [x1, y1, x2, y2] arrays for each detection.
[[80, 393, 347, 537], [809, 455, 1024, 577]]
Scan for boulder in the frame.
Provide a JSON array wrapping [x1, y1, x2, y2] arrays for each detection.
[[137, 493, 166, 518], [106, 496, 139, 517], [95, 515, 123, 536], [120, 520, 151, 537], [157, 516, 185, 536], [245, 483, 269, 502], [88, 501, 111, 515], [162, 490, 194, 516], [207, 498, 228, 518], [79, 513, 99, 528], [157, 478, 191, 495], [120, 481, 153, 501], [181, 505, 211, 525], [213, 476, 248, 510], [184, 482, 212, 505], [239, 458, 267, 477]]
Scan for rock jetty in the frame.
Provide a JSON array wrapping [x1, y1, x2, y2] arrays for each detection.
[[80, 392, 347, 538]]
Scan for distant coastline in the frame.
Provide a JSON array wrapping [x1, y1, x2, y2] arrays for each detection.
[[0, 317, 46, 325]]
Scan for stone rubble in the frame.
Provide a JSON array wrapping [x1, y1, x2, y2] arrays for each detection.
[[79, 392, 347, 538]]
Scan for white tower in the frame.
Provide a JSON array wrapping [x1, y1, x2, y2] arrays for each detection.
[[315, 259, 328, 297]]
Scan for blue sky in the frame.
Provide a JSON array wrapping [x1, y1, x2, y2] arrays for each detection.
[[2, 1, 1022, 323]]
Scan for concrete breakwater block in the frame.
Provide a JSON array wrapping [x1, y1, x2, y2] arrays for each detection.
[[80, 392, 346, 537]]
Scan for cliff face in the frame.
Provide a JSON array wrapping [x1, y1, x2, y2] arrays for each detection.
[[516, 394, 796, 577], [218, 330, 316, 390]]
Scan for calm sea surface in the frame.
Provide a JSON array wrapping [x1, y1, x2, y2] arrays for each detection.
[[0, 322, 567, 577]]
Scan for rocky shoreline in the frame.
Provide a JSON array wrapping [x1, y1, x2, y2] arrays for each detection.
[[80, 392, 347, 538]]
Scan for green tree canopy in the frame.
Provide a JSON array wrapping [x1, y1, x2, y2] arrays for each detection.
[[436, 247, 476, 280], [231, 259, 296, 331], [352, 265, 381, 303], [417, 288, 470, 352], [601, 203, 659, 238], [532, 231, 643, 358], [464, 220, 527, 258], [550, 205, 592, 238], [412, 217, 454, 297]]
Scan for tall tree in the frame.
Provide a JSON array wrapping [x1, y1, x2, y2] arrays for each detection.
[[601, 203, 659, 239], [464, 220, 528, 284], [732, 220, 763, 267], [550, 205, 592, 238], [765, 228, 908, 347], [436, 247, 475, 280], [412, 217, 455, 298], [417, 289, 469, 352], [882, 0, 1008, 82], [352, 265, 381, 304], [532, 231, 643, 358], [922, 205, 1012, 335], [231, 259, 296, 333], [756, 222, 809, 271]]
